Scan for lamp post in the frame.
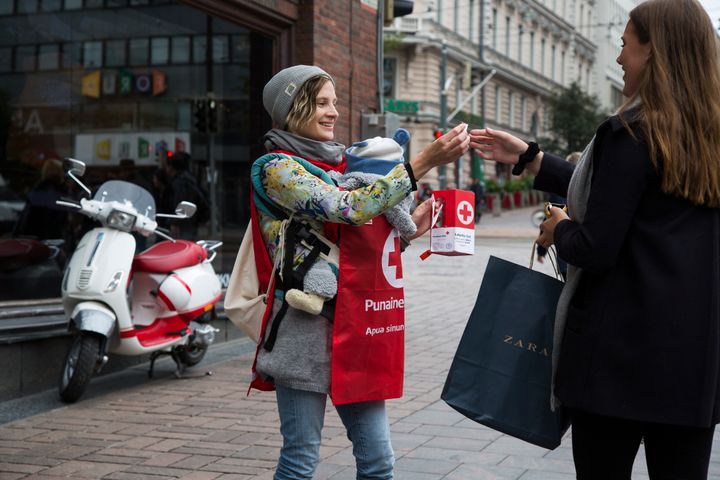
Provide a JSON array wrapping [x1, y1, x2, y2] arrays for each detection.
[[438, 41, 448, 189]]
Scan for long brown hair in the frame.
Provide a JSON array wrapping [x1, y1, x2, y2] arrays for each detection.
[[285, 75, 333, 133], [621, 0, 720, 207]]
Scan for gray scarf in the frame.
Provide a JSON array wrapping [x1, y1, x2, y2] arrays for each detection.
[[551, 136, 595, 410], [263, 129, 345, 164]]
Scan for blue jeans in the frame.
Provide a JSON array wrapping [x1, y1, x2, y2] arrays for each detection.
[[274, 385, 394, 479]]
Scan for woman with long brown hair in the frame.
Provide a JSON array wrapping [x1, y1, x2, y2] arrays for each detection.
[[471, 0, 720, 477]]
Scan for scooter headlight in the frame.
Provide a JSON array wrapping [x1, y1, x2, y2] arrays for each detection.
[[107, 210, 136, 231]]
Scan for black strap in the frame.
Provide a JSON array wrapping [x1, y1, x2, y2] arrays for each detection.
[[292, 244, 323, 287], [263, 219, 336, 351], [262, 298, 288, 352]]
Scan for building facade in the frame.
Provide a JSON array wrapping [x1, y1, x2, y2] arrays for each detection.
[[383, 0, 597, 188], [592, 0, 640, 112], [0, 0, 381, 349]]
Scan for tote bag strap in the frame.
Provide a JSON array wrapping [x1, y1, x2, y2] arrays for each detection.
[[529, 242, 563, 281]]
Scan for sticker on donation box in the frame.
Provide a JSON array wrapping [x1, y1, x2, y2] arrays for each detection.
[[421, 189, 475, 259]]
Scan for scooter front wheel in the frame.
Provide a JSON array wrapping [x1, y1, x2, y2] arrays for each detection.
[[59, 332, 101, 403], [176, 342, 208, 367]]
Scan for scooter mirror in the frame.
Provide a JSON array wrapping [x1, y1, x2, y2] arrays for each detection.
[[63, 158, 86, 177], [175, 201, 197, 218]]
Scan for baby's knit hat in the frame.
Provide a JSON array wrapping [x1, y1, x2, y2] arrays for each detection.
[[345, 129, 411, 175], [262, 65, 334, 127]]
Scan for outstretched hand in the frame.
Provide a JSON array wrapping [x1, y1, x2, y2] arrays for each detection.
[[410, 124, 470, 180], [469, 127, 527, 165]]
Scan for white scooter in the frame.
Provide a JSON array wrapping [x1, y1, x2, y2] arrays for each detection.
[[57, 158, 223, 403]]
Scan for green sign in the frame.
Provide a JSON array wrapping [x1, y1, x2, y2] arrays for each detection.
[[384, 98, 419, 114]]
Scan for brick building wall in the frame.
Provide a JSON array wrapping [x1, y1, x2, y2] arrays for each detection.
[[295, 0, 379, 146]]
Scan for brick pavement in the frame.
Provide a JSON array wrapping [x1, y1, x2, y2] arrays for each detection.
[[1, 216, 720, 479]]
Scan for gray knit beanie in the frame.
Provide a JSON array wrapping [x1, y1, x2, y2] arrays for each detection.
[[263, 65, 334, 127]]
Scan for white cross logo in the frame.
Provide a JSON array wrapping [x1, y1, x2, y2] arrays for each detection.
[[381, 229, 404, 289], [457, 200, 474, 226]]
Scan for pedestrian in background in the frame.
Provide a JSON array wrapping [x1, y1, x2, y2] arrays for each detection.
[[165, 152, 206, 240], [252, 65, 469, 479], [14, 157, 68, 240], [468, 178, 485, 224], [471, 0, 720, 477]]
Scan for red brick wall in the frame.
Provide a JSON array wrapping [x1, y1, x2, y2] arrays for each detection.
[[294, 0, 379, 146]]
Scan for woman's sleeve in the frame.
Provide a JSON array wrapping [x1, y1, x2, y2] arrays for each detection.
[[533, 152, 575, 197], [262, 157, 413, 225], [553, 129, 651, 272]]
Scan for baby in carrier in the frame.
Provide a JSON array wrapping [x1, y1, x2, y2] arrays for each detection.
[[285, 128, 416, 315]]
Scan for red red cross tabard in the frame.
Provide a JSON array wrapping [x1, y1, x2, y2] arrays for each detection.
[[331, 217, 405, 405]]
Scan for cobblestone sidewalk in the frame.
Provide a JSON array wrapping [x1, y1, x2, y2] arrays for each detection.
[[1, 234, 718, 479]]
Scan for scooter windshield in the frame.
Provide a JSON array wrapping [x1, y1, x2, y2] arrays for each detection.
[[93, 180, 156, 220]]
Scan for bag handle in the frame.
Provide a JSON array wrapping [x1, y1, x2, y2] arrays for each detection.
[[529, 241, 563, 281]]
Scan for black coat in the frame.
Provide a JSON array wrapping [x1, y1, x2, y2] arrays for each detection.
[[536, 114, 720, 428]]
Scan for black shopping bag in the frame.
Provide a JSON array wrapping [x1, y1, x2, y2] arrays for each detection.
[[441, 255, 570, 450]]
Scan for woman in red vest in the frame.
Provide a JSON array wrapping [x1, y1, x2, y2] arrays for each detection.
[[250, 65, 467, 479]]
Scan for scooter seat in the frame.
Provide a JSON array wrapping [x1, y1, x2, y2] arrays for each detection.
[[133, 240, 207, 273]]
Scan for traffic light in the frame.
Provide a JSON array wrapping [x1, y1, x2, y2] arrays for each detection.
[[384, 0, 414, 26], [433, 129, 443, 140], [208, 100, 217, 133], [194, 100, 207, 132]]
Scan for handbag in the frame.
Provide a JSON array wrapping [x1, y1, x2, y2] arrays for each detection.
[[224, 219, 278, 343], [441, 254, 570, 449]]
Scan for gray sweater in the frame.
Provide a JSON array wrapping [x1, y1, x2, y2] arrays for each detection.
[[256, 298, 333, 393]]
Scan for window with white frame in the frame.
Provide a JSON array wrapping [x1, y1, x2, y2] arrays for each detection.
[[469, 0, 475, 42], [492, 8, 498, 48], [529, 31, 535, 70], [383, 57, 397, 98], [505, 16, 511, 56], [454, 0, 459, 32], [518, 25, 523, 64], [495, 85, 501, 123], [508, 91, 515, 127], [521, 96, 527, 131]]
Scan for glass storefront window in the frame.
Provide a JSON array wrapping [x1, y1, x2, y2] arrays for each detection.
[[38, 44, 60, 71], [0, 0, 13, 15], [17, 1, 38, 14], [171, 36, 190, 64], [231, 35, 249, 63], [212, 36, 229, 63], [64, 0, 83, 10], [0, 2, 274, 303], [129, 38, 148, 65], [193, 35, 206, 64], [0, 47, 11, 71], [150, 37, 169, 65], [83, 41, 103, 68], [40, 0, 61, 12], [15, 45, 36, 72], [106, 39, 126, 67], [62, 42, 81, 69]]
